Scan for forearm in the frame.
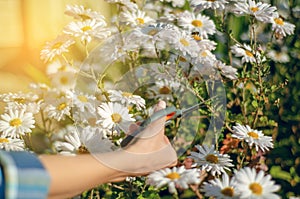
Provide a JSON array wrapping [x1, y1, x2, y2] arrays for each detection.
[[39, 154, 126, 199]]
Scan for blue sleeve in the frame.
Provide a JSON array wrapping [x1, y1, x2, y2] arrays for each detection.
[[0, 150, 50, 199]]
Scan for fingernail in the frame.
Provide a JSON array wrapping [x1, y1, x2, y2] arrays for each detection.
[[157, 100, 166, 108]]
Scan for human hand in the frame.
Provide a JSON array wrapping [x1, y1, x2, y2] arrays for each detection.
[[91, 100, 177, 175]]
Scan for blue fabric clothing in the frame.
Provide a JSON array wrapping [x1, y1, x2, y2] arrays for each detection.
[[0, 150, 50, 199]]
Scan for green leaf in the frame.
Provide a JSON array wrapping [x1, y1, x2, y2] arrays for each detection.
[[270, 166, 292, 181], [251, 100, 258, 108]]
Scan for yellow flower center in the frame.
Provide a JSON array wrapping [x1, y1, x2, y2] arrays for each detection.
[[9, 118, 22, 127], [77, 95, 88, 102], [136, 18, 145, 25], [0, 138, 9, 143], [179, 56, 187, 62], [180, 38, 190, 46], [57, 103, 67, 111], [13, 98, 25, 104], [191, 20, 203, 27], [249, 182, 263, 195], [192, 34, 202, 41], [207, 0, 216, 2], [111, 113, 122, 123], [201, 51, 208, 57], [245, 50, 254, 57], [78, 145, 89, 154], [221, 187, 235, 197], [58, 65, 67, 71], [166, 172, 181, 180], [60, 77, 69, 85], [250, 7, 259, 12], [159, 86, 171, 94], [81, 26, 92, 32], [205, 154, 219, 164], [122, 92, 133, 97], [248, 131, 259, 139], [78, 14, 91, 21], [148, 29, 158, 36], [274, 18, 284, 26], [52, 42, 63, 50]]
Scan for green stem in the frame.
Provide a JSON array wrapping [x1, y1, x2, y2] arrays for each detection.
[[173, 192, 179, 199], [252, 63, 263, 129]]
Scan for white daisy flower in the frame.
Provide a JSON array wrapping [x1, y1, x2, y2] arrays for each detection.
[[72, 92, 97, 113], [72, 108, 97, 126], [230, 43, 257, 63], [271, 12, 295, 38], [233, 167, 280, 198], [148, 78, 183, 101], [28, 83, 50, 98], [49, 71, 77, 91], [190, 145, 234, 176], [177, 11, 216, 39], [190, 49, 217, 77], [108, 90, 145, 111], [168, 29, 200, 57], [163, 0, 186, 7], [96, 102, 135, 132], [159, 7, 178, 23], [0, 109, 35, 138], [54, 125, 110, 155], [97, 31, 141, 64], [267, 48, 290, 63], [81, 126, 114, 152], [64, 19, 111, 44], [194, 49, 217, 65], [40, 34, 75, 63], [192, 34, 217, 51], [232, 123, 273, 152], [0, 92, 41, 114], [139, 23, 167, 38], [46, 60, 78, 75], [65, 4, 106, 22], [189, 0, 229, 11], [214, 60, 238, 80], [147, 166, 201, 194], [0, 137, 25, 151], [201, 173, 238, 199], [41, 88, 72, 107], [232, 0, 277, 22], [44, 96, 72, 121], [120, 9, 155, 28], [104, 0, 138, 12], [133, 23, 172, 50], [96, 34, 128, 64]]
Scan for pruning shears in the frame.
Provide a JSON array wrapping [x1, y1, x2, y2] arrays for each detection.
[[120, 102, 203, 148]]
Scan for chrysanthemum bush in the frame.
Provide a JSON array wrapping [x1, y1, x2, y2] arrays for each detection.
[[0, 0, 299, 198]]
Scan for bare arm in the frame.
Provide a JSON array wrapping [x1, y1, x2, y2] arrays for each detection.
[[39, 101, 177, 199], [39, 153, 126, 199]]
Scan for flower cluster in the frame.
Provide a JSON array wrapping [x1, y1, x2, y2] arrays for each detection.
[[0, 86, 146, 154], [201, 167, 280, 199], [0, 0, 296, 198]]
